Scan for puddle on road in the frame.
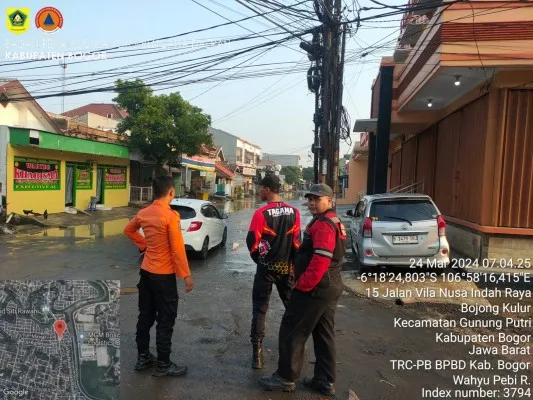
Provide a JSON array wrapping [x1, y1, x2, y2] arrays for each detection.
[[7, 218, 131, 241]]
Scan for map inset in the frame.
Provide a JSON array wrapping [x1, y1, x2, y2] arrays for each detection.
[[0, 280, 120, 400]]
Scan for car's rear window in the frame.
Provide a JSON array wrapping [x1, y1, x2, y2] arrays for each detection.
[[170, 205, 196, 219], [369, 200, 438, 222]]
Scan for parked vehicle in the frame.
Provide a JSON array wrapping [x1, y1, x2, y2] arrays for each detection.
[[346, 193, 450, 273], [140, 199, 228, 260]]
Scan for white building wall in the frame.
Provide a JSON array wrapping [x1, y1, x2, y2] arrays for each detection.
[[0, 102, 55, 131]]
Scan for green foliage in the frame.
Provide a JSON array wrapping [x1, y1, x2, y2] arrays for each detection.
[[280, 166, 302, 185], [302, 167, 314, 182], [113, 79, 213, 169]]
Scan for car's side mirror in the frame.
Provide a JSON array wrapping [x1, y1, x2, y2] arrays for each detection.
[[221, 213, 229, 219], [346, 209, 353, 217]]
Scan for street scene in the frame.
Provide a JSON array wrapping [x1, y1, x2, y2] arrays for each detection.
[[0, 197, 531, 399], [1, 0, 533, 399]]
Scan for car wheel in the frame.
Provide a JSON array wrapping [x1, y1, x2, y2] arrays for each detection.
[[220, 228, 227, 247], [198, 237, 209, 260]]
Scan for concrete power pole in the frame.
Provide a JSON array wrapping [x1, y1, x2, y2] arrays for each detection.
[[320, 0, 334, 184], [331, 11, 347, 202], [324, 0, 344, 193], [60, 61, 67, 113], [307, 0, 344, 186]]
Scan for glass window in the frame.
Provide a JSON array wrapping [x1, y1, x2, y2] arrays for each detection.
[[201, 205, 216, 218], [369, 200, 438, 222], [170, 205, 196, 219]]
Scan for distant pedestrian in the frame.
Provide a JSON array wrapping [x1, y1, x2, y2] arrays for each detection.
[[246, 174, 301, 369], [259, 183, 346, 396], [124, 176, 194, 377]]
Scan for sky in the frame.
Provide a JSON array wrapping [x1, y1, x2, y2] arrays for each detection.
[[4, 0, 406, 167]]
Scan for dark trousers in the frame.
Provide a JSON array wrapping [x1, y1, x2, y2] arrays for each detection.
[[251, 266, 294, 344], [136, 269, 178, 362], [277, 283, 343, 382]]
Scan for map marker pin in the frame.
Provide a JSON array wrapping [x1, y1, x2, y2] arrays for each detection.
[[53, 320, 66, 340]]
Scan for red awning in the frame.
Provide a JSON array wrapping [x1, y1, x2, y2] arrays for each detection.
[[215, 163, 235, 179]]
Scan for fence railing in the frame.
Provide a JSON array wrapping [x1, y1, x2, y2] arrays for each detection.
[[130, 186, 153, 203], [389, 180, 425, 194]]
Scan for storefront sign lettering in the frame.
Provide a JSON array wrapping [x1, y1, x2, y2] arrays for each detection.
[[14, 158, 60, 191], [104, 167, 127, 189]]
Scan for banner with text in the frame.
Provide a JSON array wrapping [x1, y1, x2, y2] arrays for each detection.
[[14, 158, 60, 191], [104, 167, 127, 189]]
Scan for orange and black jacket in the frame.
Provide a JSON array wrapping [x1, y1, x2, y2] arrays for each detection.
[[246, 202, 301, 267], [124, 199, 191, 279], [294, 210, 347, 292]]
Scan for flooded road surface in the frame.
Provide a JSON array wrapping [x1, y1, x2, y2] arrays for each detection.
[[0, 197, 531, 399]]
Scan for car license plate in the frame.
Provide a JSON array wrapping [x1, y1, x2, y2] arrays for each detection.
[[392, 235, 418, 244]]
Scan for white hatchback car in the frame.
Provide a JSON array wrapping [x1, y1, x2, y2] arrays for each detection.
[[140, 199, 228, 260], [170, 199, 228, 259]]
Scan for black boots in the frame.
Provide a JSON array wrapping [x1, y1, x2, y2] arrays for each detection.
[[259, 372, 296, 392], [152, 361, 188, 377], [252, 343, 264, 369], [303, 376, 336, 396], [134, 353, 155, 371]]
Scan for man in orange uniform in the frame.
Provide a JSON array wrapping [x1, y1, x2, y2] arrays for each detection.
[[124, 176, 194, 377]]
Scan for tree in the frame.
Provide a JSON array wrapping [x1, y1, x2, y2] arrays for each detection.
[[113, 79, 213, 174], [280, 166, 302, 185], [302, 167, 314, 182]]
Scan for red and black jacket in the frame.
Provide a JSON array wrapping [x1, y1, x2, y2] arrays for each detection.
[[246, 202, 301, 269], [294, 210, 347, 292]]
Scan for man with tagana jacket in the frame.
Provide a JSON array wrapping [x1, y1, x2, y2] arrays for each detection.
[[259, 183, 347, 397], [246, 174, 301, 369]]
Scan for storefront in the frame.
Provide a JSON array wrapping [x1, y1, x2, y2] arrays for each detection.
[[240, 166, 256, 195], [3, 127, 130, 215], [181, 155, 216, 199]]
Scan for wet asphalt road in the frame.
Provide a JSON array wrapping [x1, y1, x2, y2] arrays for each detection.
[[0, 197, 531, 400]]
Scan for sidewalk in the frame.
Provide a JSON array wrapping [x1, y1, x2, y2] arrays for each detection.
[[0, 206, 139, 236]]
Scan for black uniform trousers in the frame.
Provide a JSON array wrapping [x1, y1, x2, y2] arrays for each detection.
[[251, 265, 294, 344], [136, 269, 179, 362], [277, 281, 343, 382]]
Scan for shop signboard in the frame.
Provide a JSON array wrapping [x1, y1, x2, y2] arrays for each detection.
[[76, 165, 93, 190], [104, 166, 127, 189], [13, 158, 60, 191]]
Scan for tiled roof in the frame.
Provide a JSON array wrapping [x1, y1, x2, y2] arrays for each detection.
[[215, 162, 235, 179], [62, 103, 128, 119]]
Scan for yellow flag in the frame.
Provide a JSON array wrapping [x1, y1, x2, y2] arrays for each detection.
[[6, 8, 30, 34]]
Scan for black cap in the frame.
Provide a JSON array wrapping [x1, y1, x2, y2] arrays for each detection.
[[260, 174, 281, 192], [305, 183, 333, 198]]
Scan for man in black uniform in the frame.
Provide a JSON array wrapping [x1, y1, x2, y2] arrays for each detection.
[[246, 174, 301, 369], [259, 183, 346, 396]]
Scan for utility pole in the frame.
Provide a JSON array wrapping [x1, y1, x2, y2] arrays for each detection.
[[330, 0, 346, 200], [59, 61, 67, 113], [320, 0, 334, 185], [305, 0, 344, 186]]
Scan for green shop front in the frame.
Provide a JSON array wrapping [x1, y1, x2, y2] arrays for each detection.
[[6, 127, 130, 215]]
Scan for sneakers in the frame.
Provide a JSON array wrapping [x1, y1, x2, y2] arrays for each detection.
[[303, 376, 336, 396], [152, 361, 188, 377], [134, 353, 155, 371]]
